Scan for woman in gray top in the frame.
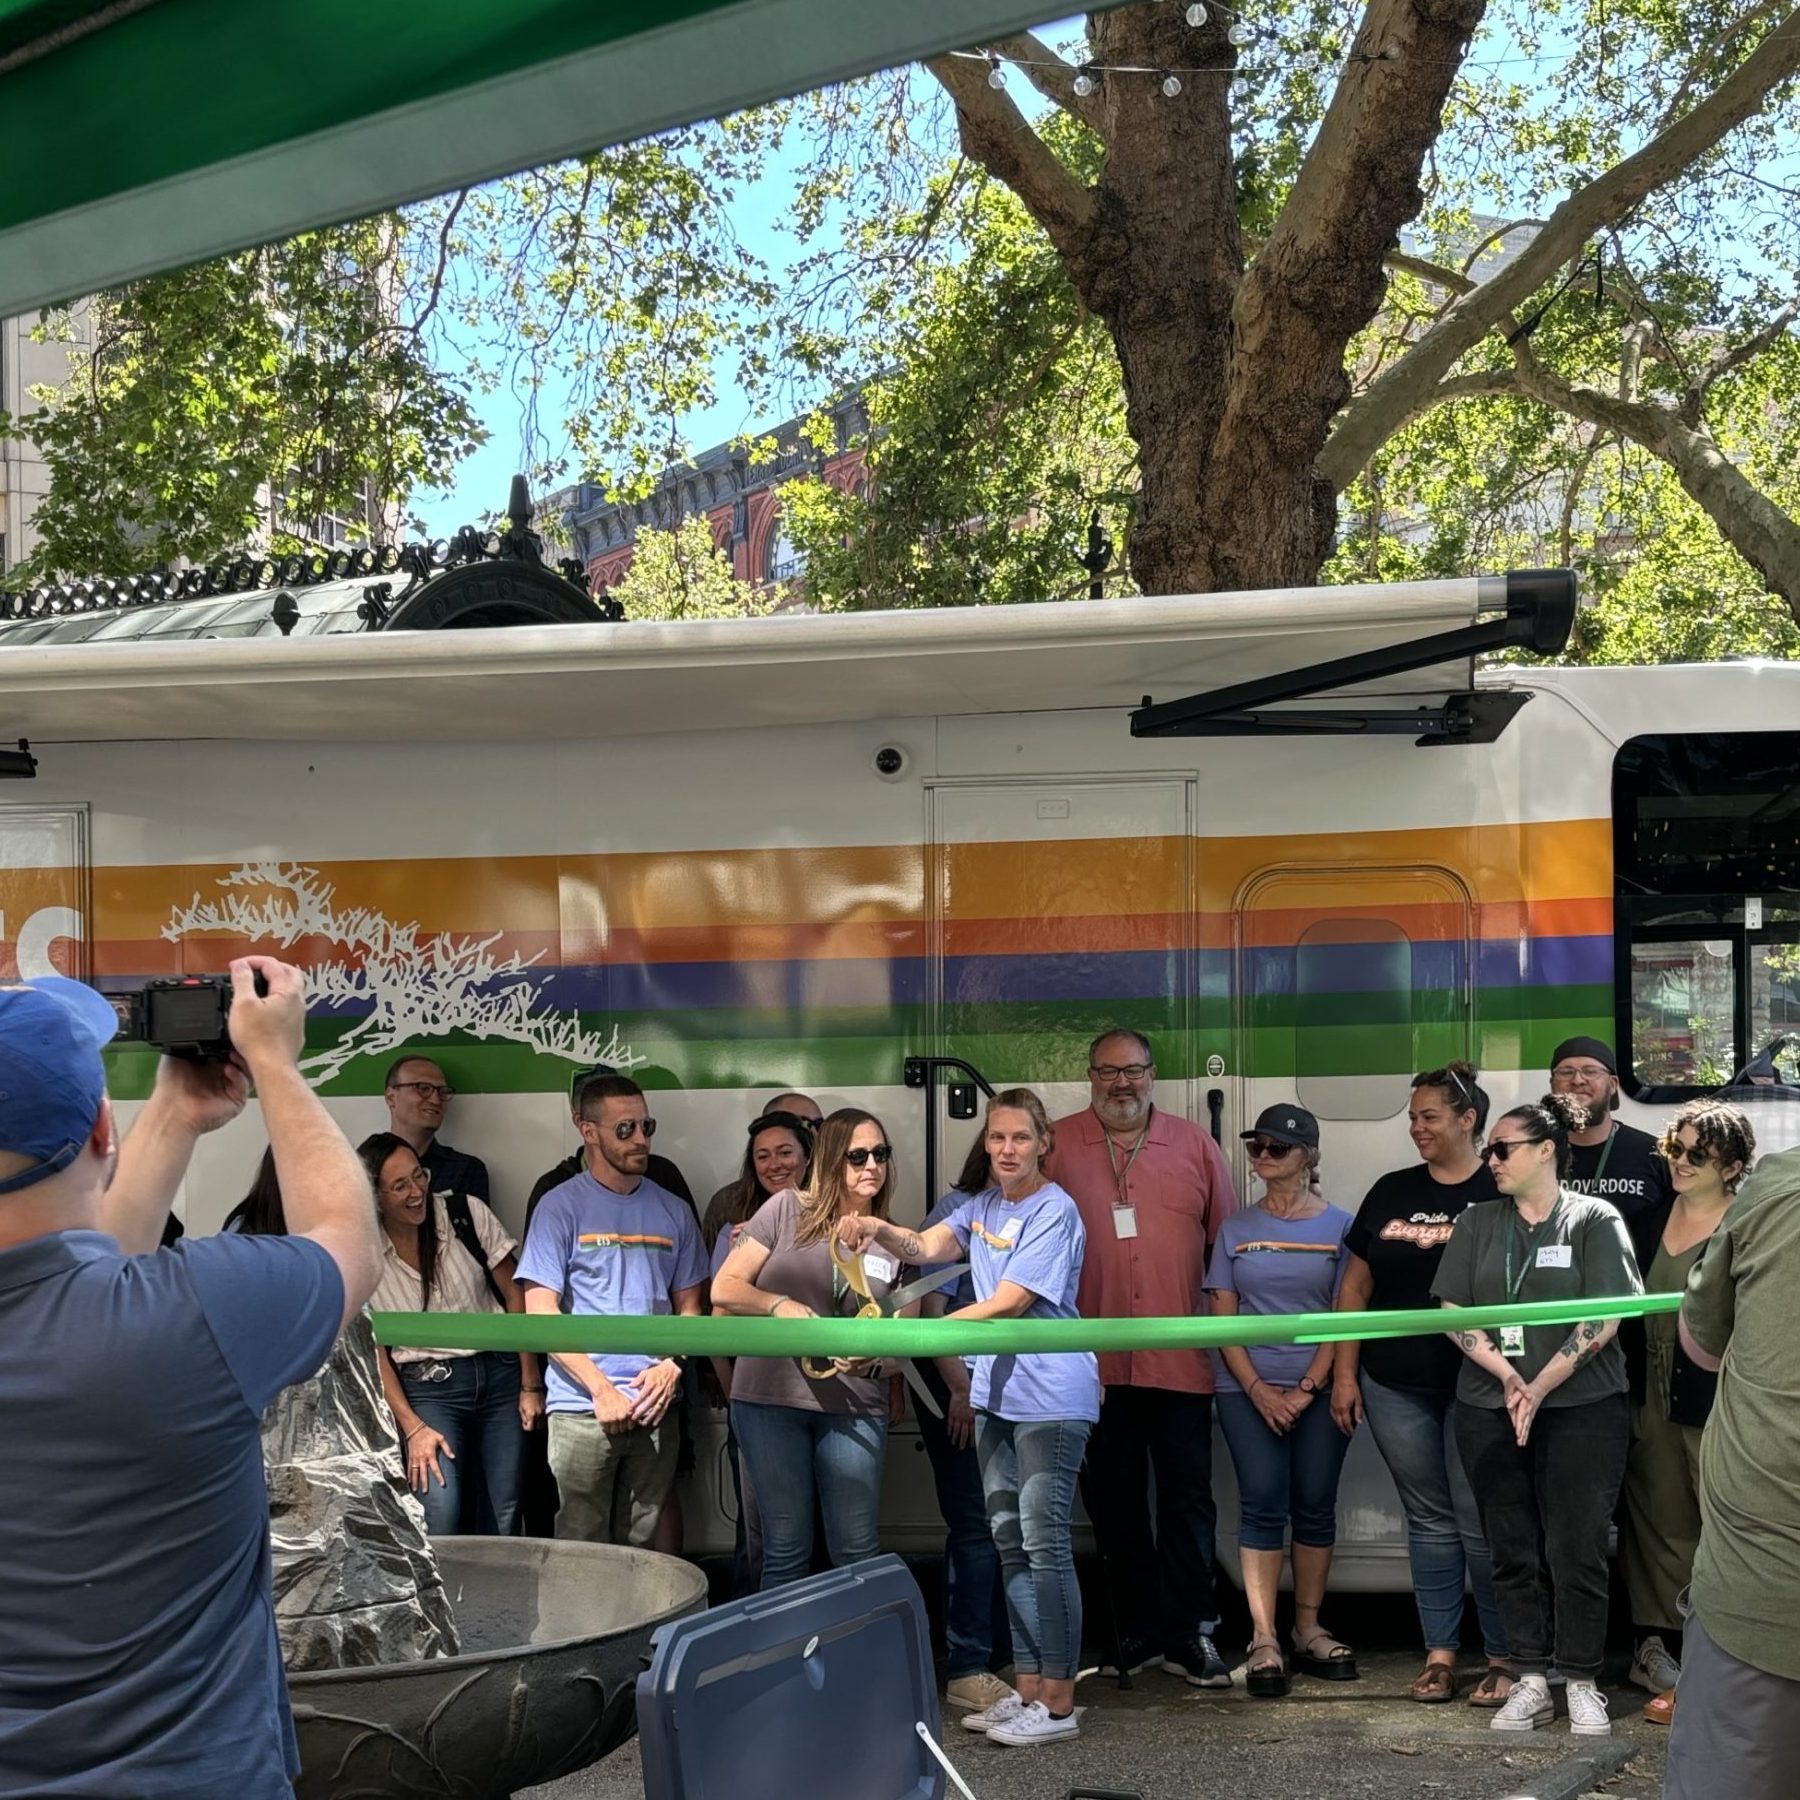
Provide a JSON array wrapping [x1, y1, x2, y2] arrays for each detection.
[[1433, 1092, 1642, 1740]]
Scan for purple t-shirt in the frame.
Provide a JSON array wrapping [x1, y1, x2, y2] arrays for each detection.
[[940, 1181, 1099, 1423], [516, 1170, 707, 1407], [1205, 1201, 1351, 1392]]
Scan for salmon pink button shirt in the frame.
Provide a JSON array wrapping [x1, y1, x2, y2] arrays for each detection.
[[1049, 1105, 1238, 1394]]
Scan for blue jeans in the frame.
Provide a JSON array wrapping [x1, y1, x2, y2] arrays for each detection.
[[974, 1413, 1090, 1682], [915, 1362, 1011, 1678], [1361, 1374, 1508, 1658], [731, 1400, 886, 1590], [1216, 1390, 1350, 1551], [399, 1351, 524, 1537]]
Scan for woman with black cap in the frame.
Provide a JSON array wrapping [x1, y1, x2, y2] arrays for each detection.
[[1549, 1037, 1673, 1225], [1206, 1103, 1356, 1697]]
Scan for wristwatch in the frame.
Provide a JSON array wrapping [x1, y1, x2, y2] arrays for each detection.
[[1297, 1375, 1320, 1396]]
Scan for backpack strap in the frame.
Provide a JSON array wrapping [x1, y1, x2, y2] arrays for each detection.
[[443, 1191, 509, 1310]]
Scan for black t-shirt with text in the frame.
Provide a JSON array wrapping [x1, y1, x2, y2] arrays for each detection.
[[1564, 1121, 1671, 1223], [1346, 1161, 1500, 1394]]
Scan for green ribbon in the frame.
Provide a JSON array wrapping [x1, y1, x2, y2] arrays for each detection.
[[371, 1291, 1678, 1357]]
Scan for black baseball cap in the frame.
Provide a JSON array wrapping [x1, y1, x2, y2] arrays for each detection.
[[1241, 1104, 1320, 1150]]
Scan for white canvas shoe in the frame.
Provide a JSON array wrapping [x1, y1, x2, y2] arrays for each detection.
[[1566, 1680, 1613, 1736], [960, 1690, 1025, 1733], [1491, 1673, 1555, 1732], [986, 1700, 1080, 1746]]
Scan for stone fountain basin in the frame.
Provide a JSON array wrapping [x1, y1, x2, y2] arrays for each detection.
[[289, 1537, 708, 1800]]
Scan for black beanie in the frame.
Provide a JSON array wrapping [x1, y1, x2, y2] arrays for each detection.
[[1550, 1036, 1617, 1076]]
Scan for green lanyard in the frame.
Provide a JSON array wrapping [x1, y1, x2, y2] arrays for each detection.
[[1588, 1125, 1617, 1186], [1504, 1197, 1564, 1303], [1105, 1116, 1151, 1207]]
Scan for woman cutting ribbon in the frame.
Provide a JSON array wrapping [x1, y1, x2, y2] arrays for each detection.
[[1432, 1094, 1644, 1739]]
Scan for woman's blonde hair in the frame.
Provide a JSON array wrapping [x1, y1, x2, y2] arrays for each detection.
[[793, 1107, 893, 1246]]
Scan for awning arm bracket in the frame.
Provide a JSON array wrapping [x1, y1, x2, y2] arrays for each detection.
[[1129, 568, 1577, 745]]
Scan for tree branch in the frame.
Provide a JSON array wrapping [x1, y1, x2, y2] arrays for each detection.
[[1684, 295, 1800, 420], [923, 51, 1099, 260], [988, 32, 1110, 136], [1322, 10, 1800, 493]]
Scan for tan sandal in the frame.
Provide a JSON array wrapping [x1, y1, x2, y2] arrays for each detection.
[[1245, 1635, 1289, 1699], [1291, 1622, 1359, 1682]]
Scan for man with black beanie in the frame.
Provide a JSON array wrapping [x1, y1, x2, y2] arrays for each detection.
[[1549, 1036, 1673, 1225]]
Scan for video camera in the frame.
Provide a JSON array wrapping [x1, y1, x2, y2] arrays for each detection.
[[126, 972, 265, 1062]]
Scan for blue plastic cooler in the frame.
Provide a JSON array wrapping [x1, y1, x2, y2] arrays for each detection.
[[636, 1554, 943, 1799]]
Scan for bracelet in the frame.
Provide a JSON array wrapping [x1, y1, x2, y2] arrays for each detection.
[[1249, 1378, 1268, 1395], [767, 1295, 791, 1317], [521, 1385, 545, 1394]]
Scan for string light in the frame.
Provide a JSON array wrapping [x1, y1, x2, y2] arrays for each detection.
[[986, 50, 1006, 88], [1072, 62, 1099, 97], [1185, 2, 1207, 23], [1161, 70, 1183, 96], [1227, 21, 1254, 45]]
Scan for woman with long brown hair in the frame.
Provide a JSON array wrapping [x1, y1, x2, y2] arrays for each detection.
[[711, 1107, 904, 1588]]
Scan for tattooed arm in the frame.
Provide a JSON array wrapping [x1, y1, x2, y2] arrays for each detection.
[[836, 1215, 961, 1265], [1443, 1311, 1528, 1393], [1527, 1317, 1620, 1402]]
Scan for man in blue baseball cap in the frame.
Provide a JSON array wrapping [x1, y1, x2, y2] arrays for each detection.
[[0, 958, 383, 1797]]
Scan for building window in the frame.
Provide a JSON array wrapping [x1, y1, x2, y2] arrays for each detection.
[[765, 525, 805, 584]]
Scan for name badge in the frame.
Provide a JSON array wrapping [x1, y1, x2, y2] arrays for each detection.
[[864, 1252, 896, 1284], [1113, 1205, 1139, 1240], [1500, 1325, 1527, 1358], [1000, 1216, 1023, 1242], [1536, 1244, 1572, 1270]]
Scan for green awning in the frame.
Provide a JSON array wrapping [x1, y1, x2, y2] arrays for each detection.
[[0, 0, 1064, 318]]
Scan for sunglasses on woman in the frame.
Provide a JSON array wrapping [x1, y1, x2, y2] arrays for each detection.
[[1245, 1137, 1299, 1158], [1662, 1142, 1716, 1169], [1483, 1136, 1538, 1162], [845, 1144, 892, 1168]]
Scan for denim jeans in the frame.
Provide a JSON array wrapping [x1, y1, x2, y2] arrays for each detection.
[[723, 1408, 765, 1597], [1361, 1374, 1508, 1659], [731, 1400, 886, 1590], [1455, 1394, 1630, 1680], [1215, 1390, 1351, 1551], [399, 1351, 524, 1537], [1078, 1385, 1222, 1650], [915, 1362, 1011, 1678], [975, 1413, 1091, 1682]]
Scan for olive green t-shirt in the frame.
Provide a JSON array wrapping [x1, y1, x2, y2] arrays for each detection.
[[1431, 1189, 1640, 1409], [1684, 1146, 1800, 1681]]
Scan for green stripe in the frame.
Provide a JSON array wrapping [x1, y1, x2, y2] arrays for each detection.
[[372, 1292, 1677, 1356]]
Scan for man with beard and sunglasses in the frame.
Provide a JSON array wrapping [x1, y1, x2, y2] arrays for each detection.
[[516, 1074, 706, 1546], [1050, 1028, 1239, 1688]]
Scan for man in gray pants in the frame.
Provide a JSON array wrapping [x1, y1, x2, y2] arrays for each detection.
[[1666, 1145, 1800, 1798]]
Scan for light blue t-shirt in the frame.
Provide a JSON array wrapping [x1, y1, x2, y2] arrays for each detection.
[[941, 1181, 1100, 1423], [1205, 1201, 1351, 1393], [516, 1170, 708, 1407], [0, 1229, 343, 1797]]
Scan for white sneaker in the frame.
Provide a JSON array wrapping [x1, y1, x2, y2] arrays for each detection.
[[961, 1690, 1024, 1733], [945, 1672, 1015, 1713], [1629, 1636, 1681, 1694], [986, 1700, 1080, 1746], [1491, 1673, 1554, 1732], [1566, 1679, 1612, 1736]]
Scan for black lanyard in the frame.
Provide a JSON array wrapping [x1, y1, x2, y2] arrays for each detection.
[[1504, 1197, 1564, 1303]]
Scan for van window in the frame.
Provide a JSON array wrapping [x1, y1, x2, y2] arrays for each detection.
[[1614, 732, 1800, 1097], [1293, 918, 1414, 1118]]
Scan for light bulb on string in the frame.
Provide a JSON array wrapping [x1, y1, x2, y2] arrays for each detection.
[[1161, 70, 1183, 97], [1185, 2, 1207, 23], [1227, 21, 1254, 46], [986, 52, 1006, 88], [1072, 62, 1099, 98]]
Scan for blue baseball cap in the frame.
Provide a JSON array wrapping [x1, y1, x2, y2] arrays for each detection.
[[0, 977, 120, 1194]]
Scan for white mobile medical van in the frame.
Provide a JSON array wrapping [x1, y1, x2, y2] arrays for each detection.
[[2, 540, 1795, 1583]]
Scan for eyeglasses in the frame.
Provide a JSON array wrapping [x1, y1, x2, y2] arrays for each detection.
[[1245, 1137, 1299, 1158], [1664, 1142, 1716, 1169], [845, 1144, 893, 1168], [1551, 1064, 1610, 1082], [1090, 1063, 1153, 1081], [391, 1081, 454, 1101], [382, 1168, 432, 1197], [582, 1116, 658, 1140], [1483, 1137, 1538, 1162]]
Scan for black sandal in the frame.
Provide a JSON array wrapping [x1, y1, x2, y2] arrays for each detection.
[[1245, 1635, 1290, 1698]]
